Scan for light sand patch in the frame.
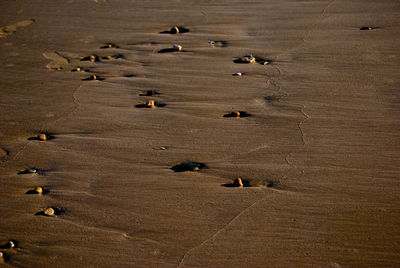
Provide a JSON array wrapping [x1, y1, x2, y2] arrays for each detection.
[[42, 50, 69, 70], [0, 19, 35, 38]]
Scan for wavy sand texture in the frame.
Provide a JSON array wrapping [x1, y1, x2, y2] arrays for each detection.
[[0, 0, 399, 267]]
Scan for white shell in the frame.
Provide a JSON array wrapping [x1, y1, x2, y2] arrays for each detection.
[[233, 72, 242, 76]]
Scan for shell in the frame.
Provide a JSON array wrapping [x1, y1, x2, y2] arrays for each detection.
[[170, 26, 179, 34], [37, 133, 47, 141], [35, 187, 43, 194], [173, 44, 183, 52], [145, 100, 156, 108], [44, 207, 55, 216], [232, 72, 242, 76], [233, 178, 244, 187]]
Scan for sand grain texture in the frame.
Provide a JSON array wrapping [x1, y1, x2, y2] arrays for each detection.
[[0, 0, 399, 267]]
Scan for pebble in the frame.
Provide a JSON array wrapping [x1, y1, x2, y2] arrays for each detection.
[[37, 133, 47, 141], [233, 178, 244, 187], [170, 26, 179, 34], [173, 44, 183, 52], [44, 207, 55, 216]]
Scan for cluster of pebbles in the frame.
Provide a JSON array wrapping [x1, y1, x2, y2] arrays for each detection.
[[8, 21, 376, 263]]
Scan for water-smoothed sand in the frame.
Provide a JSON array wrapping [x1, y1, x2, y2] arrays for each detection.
[[0, 0, 399, 267]]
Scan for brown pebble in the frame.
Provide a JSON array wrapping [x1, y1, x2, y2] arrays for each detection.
[[233, 178, 244, 187], [145, 100, 156, 108], [35, 187, 43, 195], [0, 252, 4, 262], [38, 133, 47, 141], [44, 207, 55, 216], [90, 73, 97, 80], [90, 55, 96, 62]]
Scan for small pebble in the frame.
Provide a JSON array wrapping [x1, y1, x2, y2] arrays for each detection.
[[241, 55, 256, 63], [44, 207, 55, 216], [0, 252, 4, 262], [232, 72, 242, 76], [89, 73, 97, 80], [170, 26, 180, 34], [145, 100, 156, 108], [35, 187, 43, 195], [37, 133, 47, 141], [6, 241, 15, 249], [173, 44, 183, 52], [233, 178, 244, 187], [232, 111, 241, 118]]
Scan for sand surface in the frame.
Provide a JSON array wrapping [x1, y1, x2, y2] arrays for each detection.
[[0, 0, 399, 267]]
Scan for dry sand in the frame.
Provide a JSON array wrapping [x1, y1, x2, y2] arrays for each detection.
[[0, 0, 399, 267]]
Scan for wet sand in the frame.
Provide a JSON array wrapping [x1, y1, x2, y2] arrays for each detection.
[[0, 0, 399, 267]]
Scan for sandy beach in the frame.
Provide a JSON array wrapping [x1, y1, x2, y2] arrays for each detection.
[[1, 0, 399, 267]]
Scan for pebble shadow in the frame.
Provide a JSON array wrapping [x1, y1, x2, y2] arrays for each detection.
[[171, 162, 207, 172]]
